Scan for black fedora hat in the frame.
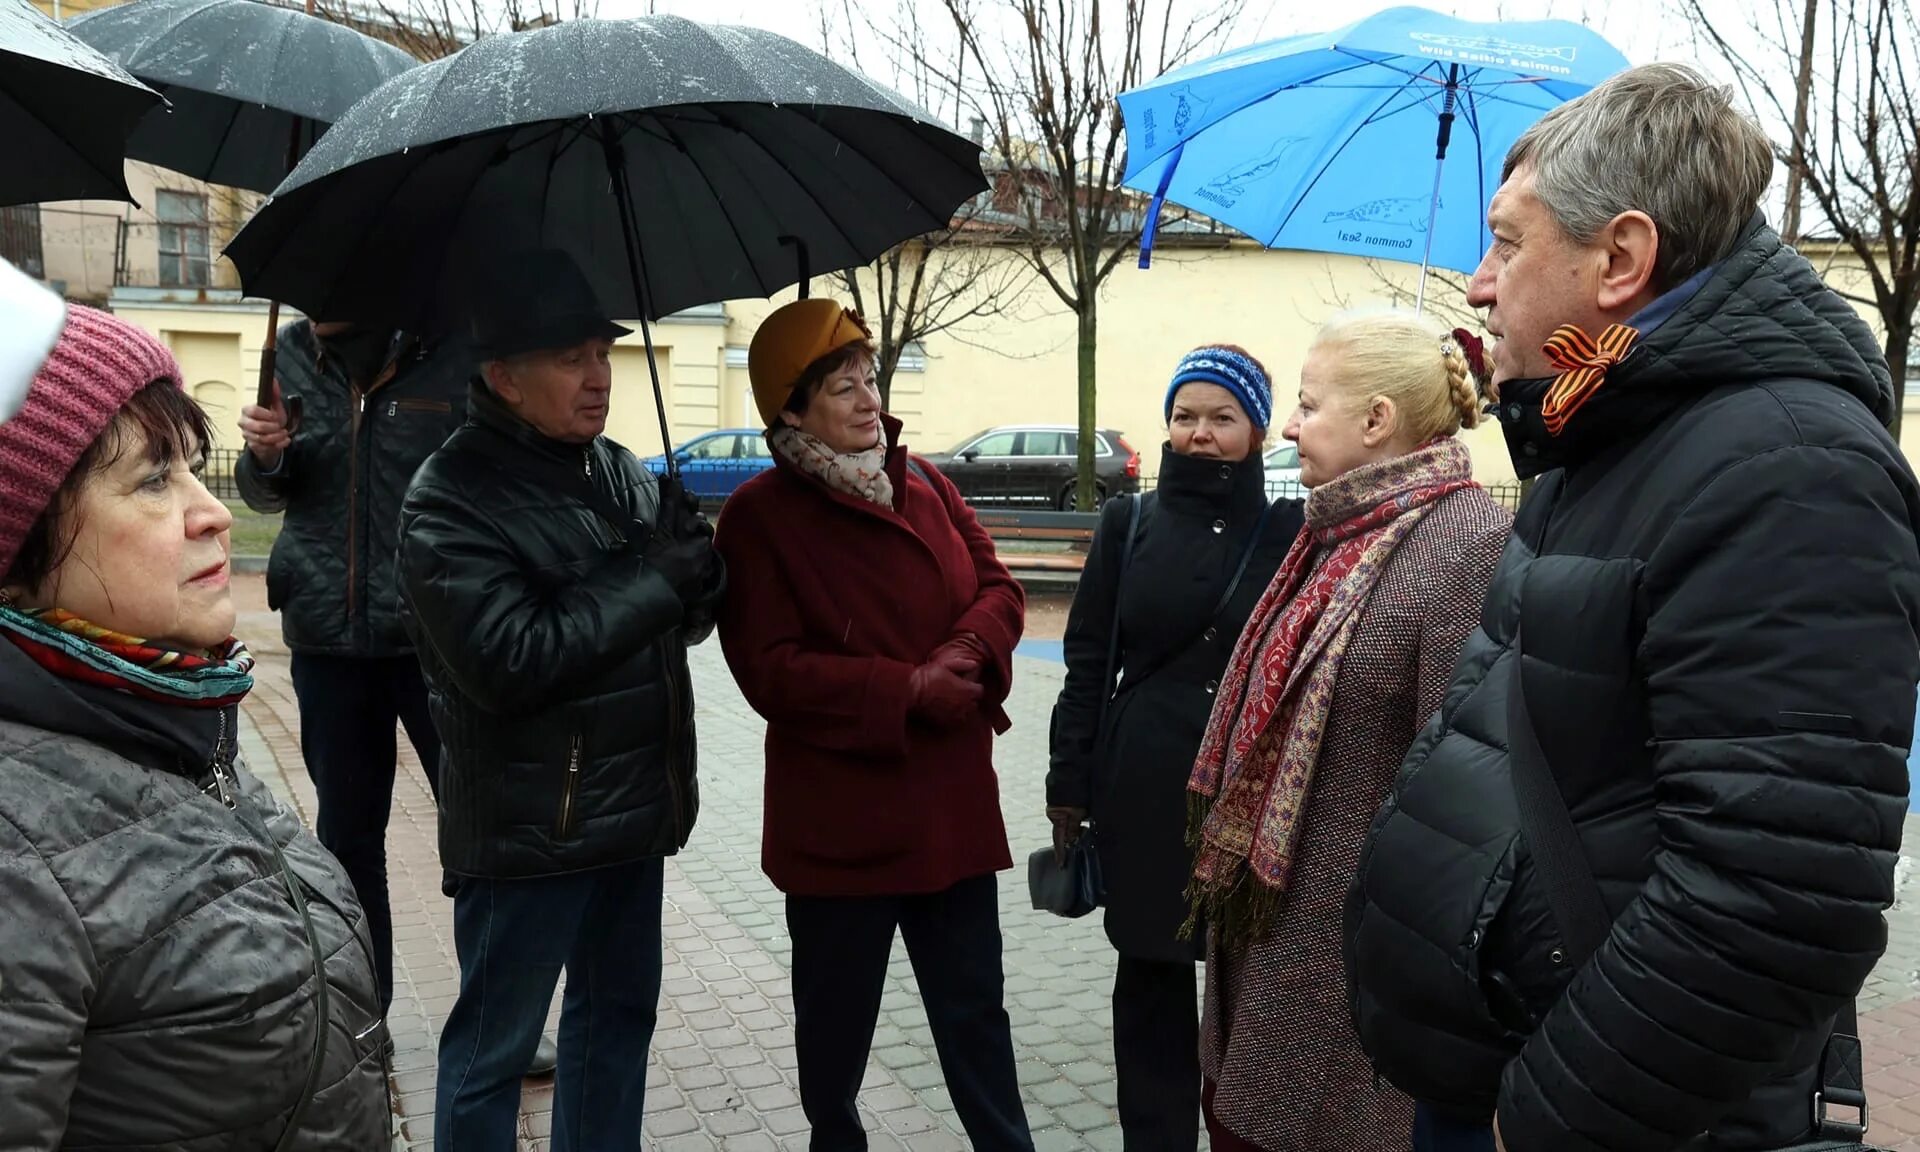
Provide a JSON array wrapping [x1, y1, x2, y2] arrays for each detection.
[[471, 249, 632, 359]]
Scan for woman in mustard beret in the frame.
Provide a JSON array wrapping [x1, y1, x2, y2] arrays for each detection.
[[714, 299, 1035, 1151]]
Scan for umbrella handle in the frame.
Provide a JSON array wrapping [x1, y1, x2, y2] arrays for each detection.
[[1416, 66, 1462, 316]]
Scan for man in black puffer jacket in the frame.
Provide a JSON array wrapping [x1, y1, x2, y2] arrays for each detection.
[[236, 318, 467, 1020], [1344, 64, 1920, 1152], [398, 249, 722, 1149]]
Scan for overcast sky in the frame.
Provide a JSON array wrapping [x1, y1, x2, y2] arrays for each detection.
[[591, 0, 1752, 77]]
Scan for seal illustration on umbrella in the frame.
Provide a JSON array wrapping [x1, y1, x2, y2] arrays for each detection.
[[1322, 196, 1441, 232], [1193, 135, 1309, 208]]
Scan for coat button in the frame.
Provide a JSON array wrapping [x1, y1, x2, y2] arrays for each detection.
[[1219, 464, 1232, 479], [1204, 680, 1218, 694], [1203, 627, 1218, 642], [1523, 442, 1540, 457], [1212, 519, 1226, 534], [1549, 948, 1566, 964], [1468, 929, 1482, 947], [1508, 404, 1523, 421]]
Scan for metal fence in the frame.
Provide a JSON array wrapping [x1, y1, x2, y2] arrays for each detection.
[[206, 448, 245, 501]]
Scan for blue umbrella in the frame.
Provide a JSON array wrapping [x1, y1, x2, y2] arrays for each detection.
[[1119, 6, 1629, 309]]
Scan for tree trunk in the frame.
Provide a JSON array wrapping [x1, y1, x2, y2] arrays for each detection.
[[1075, 302, 1098, 511], [1782, 0, 1819, 241], [1887, 320, 1910, 442], [877, 344, 900, 413]]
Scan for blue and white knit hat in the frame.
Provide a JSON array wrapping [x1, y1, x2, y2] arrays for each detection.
[[1164, 345, 1273, 430]]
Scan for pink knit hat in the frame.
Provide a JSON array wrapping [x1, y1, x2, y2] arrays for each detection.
[[0, 306, 183, 579]]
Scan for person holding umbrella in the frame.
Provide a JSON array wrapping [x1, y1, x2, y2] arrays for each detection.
[[397, 249, 722, 1150], [234, 319, 474, 1035], [0, 306, 388, 1147], [714, 299, 1034, 1152]]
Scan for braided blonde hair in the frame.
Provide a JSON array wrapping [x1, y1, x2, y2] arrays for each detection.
[[1309, 309, 1483, 441]]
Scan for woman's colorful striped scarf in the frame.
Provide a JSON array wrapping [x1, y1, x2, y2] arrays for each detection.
[[0, 605, 254, 708]]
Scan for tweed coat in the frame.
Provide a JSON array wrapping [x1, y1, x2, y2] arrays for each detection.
[[1203, 484, 1510, 1150]]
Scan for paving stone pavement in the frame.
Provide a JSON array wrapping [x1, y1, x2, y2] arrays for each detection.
[[233, 578, 1131, 1152], [229, 576, 1920, 1151]]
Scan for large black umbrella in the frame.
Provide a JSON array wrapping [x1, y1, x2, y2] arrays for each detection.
[[0, 0, 162, 206], [68, 0, 417, 404], [225, 15, 989, 467]]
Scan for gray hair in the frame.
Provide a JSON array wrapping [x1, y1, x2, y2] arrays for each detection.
[[1504, 63, 1774, 292]]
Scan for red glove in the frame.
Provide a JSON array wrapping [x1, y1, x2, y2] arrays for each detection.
[[909, 659, 985, 727], [929, 632, 994, 682]]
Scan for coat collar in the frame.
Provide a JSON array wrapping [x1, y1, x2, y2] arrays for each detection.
[[465, 378, 603, 466], [1153, 442, 1271, 522]]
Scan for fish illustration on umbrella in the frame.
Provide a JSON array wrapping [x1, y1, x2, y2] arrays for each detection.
[[1322, 196, 1440, 232], [1198, 135, 1310, 205], [1408, 32, 1578, 63]]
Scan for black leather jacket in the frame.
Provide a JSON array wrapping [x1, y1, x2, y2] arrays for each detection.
[[397, 382, 718, 879]]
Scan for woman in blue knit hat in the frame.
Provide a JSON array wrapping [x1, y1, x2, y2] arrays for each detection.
[[1047, 343, 1303, 1151]]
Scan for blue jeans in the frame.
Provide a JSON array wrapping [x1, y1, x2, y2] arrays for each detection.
[[436, 857, 665, 1152], [1413, 1102, 1496, 1152]]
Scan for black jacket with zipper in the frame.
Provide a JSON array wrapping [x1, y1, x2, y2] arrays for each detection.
[[1343, 220, 1920, 1151], [397, 381, 713, 880], [0, 640, 388, 1148], [236, 320, 470, 658], [1048, 446, 1299, 961]]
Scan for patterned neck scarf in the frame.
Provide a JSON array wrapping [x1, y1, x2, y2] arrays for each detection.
[[1185, 437, 1475, 944], [767, 423, 895, 509], [0, 605, 254, 708]]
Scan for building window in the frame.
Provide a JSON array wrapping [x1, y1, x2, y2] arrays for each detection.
[[0, 205, 44, 280], [896, 341, 928, 373], [156, 190, 210, 288]]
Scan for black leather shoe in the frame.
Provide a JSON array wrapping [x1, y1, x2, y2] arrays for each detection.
[[525, 1035, 558, 1080]]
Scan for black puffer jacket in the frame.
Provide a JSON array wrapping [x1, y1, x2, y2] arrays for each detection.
[[1344, 221, 1920, 1152], [236, 321, 469, 657], [397, 382, 715, 879], [0, 641, 388, 1148], [1048, 446, 1298, 961]]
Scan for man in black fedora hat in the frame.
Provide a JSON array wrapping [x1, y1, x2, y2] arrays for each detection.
[[398, 248, 722, 1149]]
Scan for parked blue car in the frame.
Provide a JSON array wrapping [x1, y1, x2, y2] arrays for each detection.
[[640, 428, 774, 503]]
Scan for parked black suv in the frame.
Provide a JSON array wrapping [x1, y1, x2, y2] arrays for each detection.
[[920, 425, 1141, 509]]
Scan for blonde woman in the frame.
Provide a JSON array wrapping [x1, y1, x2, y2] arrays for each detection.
[[1187, 312, 1511, 1152]]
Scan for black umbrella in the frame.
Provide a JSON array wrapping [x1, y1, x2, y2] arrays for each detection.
[[0, 0, 162, 206], [65, 0, 416, 195], [225, 14, 989, 470], [67, 0, 418, 404]]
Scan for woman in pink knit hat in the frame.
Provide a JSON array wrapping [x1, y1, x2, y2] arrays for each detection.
[[0, 307, 388, 1148]]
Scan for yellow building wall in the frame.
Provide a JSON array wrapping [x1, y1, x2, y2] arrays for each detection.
[[113, 304, 273, 455], [96, 239, 1905, 489]]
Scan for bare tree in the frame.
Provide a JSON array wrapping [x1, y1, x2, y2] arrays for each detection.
[[920, 0, 1239, 509], [815, 0, 1037, 409], [1687, 0, 1920, 436], [312, 0, 595, 60]]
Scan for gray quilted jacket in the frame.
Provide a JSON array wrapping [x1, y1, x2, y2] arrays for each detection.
[[0, 639, 389, 1148]]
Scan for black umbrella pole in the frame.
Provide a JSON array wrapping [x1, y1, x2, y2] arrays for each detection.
[[599, 128, 676, 481]]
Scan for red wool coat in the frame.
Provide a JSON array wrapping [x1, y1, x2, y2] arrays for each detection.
[[714, 422, 1025, 897]]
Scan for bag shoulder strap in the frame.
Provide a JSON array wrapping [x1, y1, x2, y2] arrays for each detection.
[[1506, 630, 1614, 963], [1508, 631, 1870, 1144], [1095, 494, 1143, 731]]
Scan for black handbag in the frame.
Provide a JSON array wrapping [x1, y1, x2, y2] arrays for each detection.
[[1028, 827, 1106, 918], [1506, 632, 1885, 1151]]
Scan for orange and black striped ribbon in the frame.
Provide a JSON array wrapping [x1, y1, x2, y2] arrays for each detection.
[[1540, 323, 1641, 436]]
